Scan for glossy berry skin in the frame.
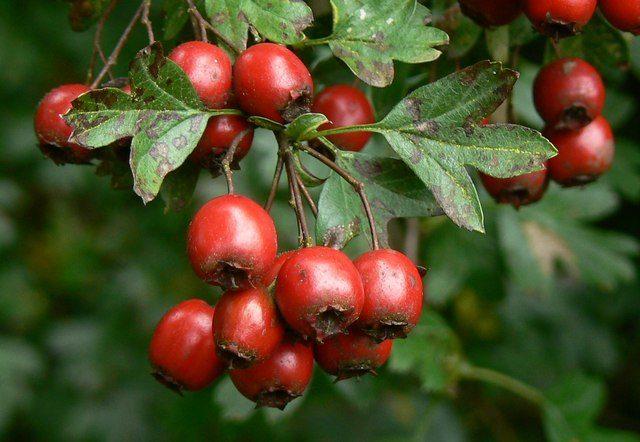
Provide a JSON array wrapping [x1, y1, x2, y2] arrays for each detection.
[[534, 58, 605, 130], [191, 115, 254, 168], [523, 0, 597, 39], [459, 0, 523, 27], [187, 195, 278, 289], [311, 85, 375, 152], [275, 246, 364, 342], [233, 43, 313, 123], [168, 41, 232, 109], [261, 251, 295, 287], [230, 338, 314, 409], [149, 299, 225, 392], [599, 0, 640, 35], [545, 116, 615, 187], [314, 329, 393, 381], [34, 83, 92, 164], [353, 249, 424, 341], [480, 168, 549, 207], [213, 287, 284, 368]]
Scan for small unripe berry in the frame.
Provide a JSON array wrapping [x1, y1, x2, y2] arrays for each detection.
[[459, 0, 523, 27], [545, 116, 614, 187], [187, 194, 278, 289], [311, 84, 375, 152], [480, 168, 549, 207], [168, 41, 232, 109], [233, 43, 313, 123], [599, 0, 640, 35], [149, 299, 225, 392], [523, 0, 597, 39], [34, 83, 93, 164], [213, 287, 285, 368], [534, 58, 605, 130], [191, 115, 254, 168], [275, 246, 364, 342], [230, 337, 314, 409], [314, 329, 393, 381], [354, 249, 424, 341]]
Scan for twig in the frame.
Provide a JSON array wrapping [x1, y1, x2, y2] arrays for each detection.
[[87, 0, 118, 84], [141, 0, 155, 43], [295, 174, 318, 217], [299, 144, 380, 250], [91, 2, 145, 89], [550, 38, 562, 59], [184, 0, 239, 51], [265, 155, 284, 212], [220, 129, 250, 194], [185, 0, 207, 42]]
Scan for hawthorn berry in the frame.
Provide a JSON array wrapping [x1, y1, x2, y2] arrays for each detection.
[[260, 251, 295, 287], [187, 194, 278, 289], [534, 58, 605, 129], [213, 287, 284, 368], [168, 41, 232, 109], [459, 0, 523, 27], [190, 115, 254, 168], [230, 337, 314, 409], [149, 299, 225, 392], [275, 246, 364, 342], [314, 329, 393, 381], [480, 168, 549, 207], [599, 0, 640, 35], [353, 249, 423, 341], [545, 116, 615, 187], [311, 84, 375, 152], [233, 43, 313, 123], [523, 0, 597, 39], [34, 83, 92, 164]]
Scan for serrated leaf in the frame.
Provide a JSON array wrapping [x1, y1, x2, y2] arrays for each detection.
[[375, 61, 556, 232], [285, 113, 328, 141], [316, 151, 442, 249], [66, 0, 110, 31], [162, 0, 190, 40], [205, 0, 313, 52], [326, 0, 448, 87]]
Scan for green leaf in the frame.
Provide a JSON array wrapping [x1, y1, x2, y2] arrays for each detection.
[[375, 61, 556, 232], [605, 138, 640, 202], [66, 0, 110, 31], [546, 374, 606, 432], [325, 0, 449, 87], [204, 0, 313, 52], [160, 161, 200, 212], [162, 0, 190, 40], [447, 14, 482, 59], [285, 113, 328, 141], [247, 116, 285, 131]]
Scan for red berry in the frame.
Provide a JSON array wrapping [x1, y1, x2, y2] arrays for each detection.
[[599, 0, 640, 35], [353, 249, 423, 341], [275, 246, 364, 342], [191, 115, 254, 168], [260, 251, 295, 287], [187, 194, 278, 289], [168, 41, 232, 109], [149, 299, 225, 392], [122, 84, 132, 94], [534, 58, 605, 130], [480, 168, 549, 207], [233, 43, 313, 123], [545, 116, 615, 187], [230, 337, 314, 409], [314, 329, 393, 381], [213, 287, 285, 368], [311, 84, 375, 152], [34, 83, 93, 164], [523, 0, 597, 39], [459, 0, 523, 27]]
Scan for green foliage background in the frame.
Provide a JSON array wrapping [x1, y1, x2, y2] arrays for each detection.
[[0, 1, 639, 440]]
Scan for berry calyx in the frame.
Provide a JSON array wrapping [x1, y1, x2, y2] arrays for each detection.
[[34, 83, 93, 164], [168, 41, 232, 109], [275, 246, 364, 342], [149, 299, 225, 393], [230, 337, 314, 409], [599, 0, 640, 35], [187, 194, 278, 289], [311, 84, 375, 152], [534, 58, 605, 129], [480, 168, 549, 207], [353, 249, 424, 341], [523, 0, 597, 39], [314, 329, 393, 381], [233, 43, 313, 123], [459, 0, 523, 27], [191, 115, 254, 169], [545, 116, 615, 187], [213, 287, 285, 368]]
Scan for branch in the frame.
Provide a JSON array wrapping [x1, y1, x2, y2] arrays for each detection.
[[295, 173, 318, 217], [141, 0, 155, 44], [87, 0, 118, 85], [184, 0, 238, 51], [265, 155, 284, 212], [220, 129, 251, 194], [278, 133, 311, 247]]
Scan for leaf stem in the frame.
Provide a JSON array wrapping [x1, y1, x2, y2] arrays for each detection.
[[294, 36, 334, 47], [310, 123, 379, 140], [265, 154, 284, 213], [295, 173, 318, 217]]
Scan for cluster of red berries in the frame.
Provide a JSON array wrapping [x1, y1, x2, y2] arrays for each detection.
[[148, 194, 424, 409]]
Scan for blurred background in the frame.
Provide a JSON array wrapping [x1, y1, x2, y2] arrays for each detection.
[[1, 1, 639, 440]]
